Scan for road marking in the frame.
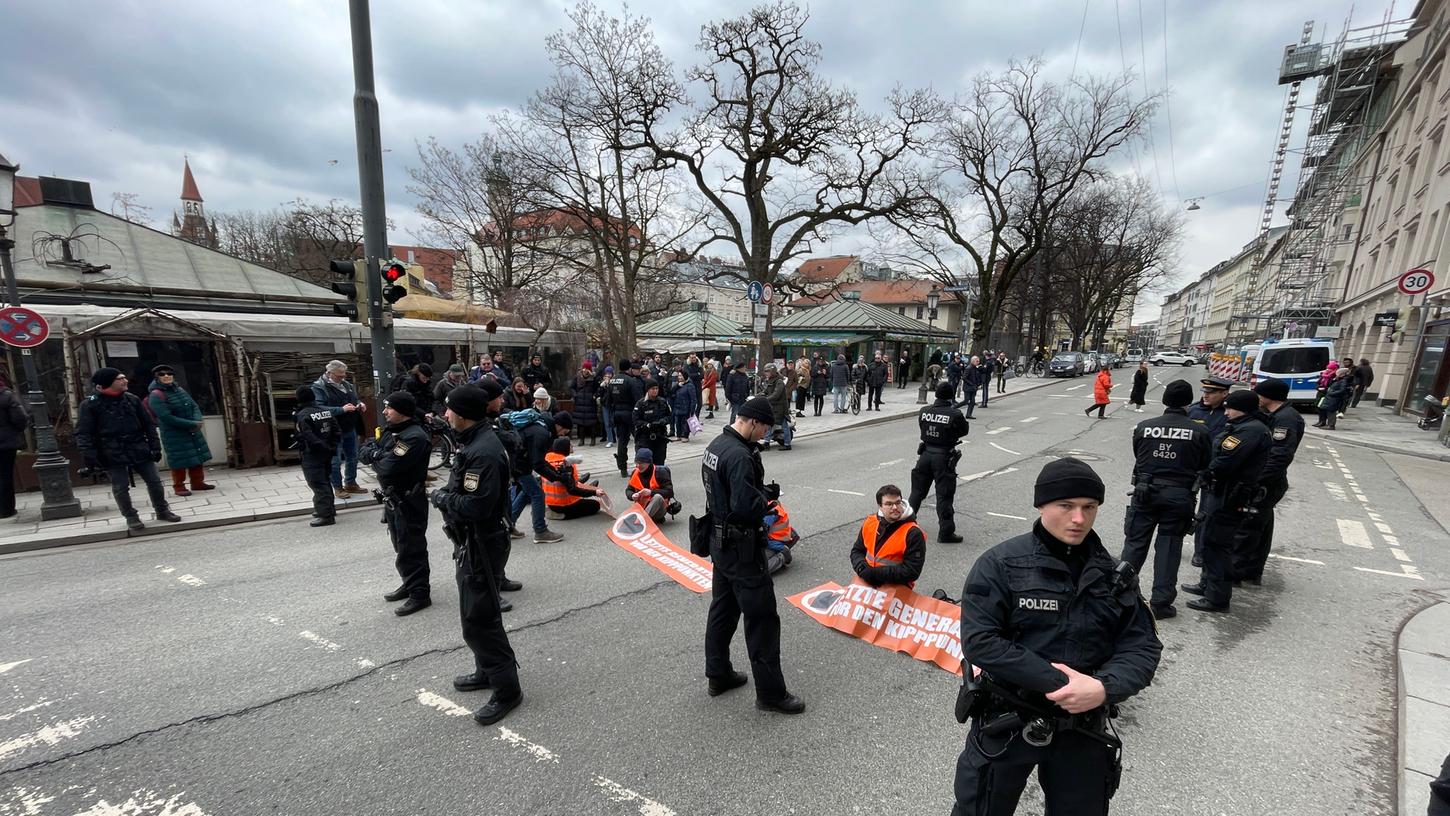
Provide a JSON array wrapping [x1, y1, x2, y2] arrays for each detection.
[[996, 467, 1019, 476], [177, 574, 206, 587], [826, 488, 864, 496], [0, 658, 35, 675], [298, 631, 342, 652], [1374, 522, 1394, 535], [989, 442, 1020, 455], [1336, 519, 1373, 549], [1324, 482, 1348, 502], [1354, 566, 1424, 580], [416, 689, 471, 717], [0, 716, 97, 761], [1020, 416, 1039, 423], [497, 727, 561, 763], [1390, 548, 1411, 562], [985, 427, 1011, 435], [876, 458, 904, 468], [60, 790, 212, 815], [155, 566, 175, 574], [1066, 384, 1088, 390], [1383, 534, 1400, 547], [0, 699, 57, 722], [960, 470, 993, 482], [1269, 554, 1325, 565], [593, 775, 677, 816], [987, 512, 1028, 521], [263, 615, 285, 626], [355, 659, 377, 669]]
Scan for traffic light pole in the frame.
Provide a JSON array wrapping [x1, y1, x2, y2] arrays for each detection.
[[348, 0, 395, 395]]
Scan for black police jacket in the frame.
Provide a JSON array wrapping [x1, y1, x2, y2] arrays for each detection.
[[368, 419, 431, 491], [1130, 407, 1211, 486], [293, 404, 340, 458], [633, 396, 671, 438], [607, 373, 644, 412], [435, 421, 511, 544], [518, 420, 566, 482], [1202, 414, 1271, 501], [1187, 400, 1227, 441], [1258, 403, 1305, 483], [918, 399, 969, 450], [725, 370, 752, 405], [961, 522, 1162, 704], [701, 426, 767, 530], [75, 391, 160, 468]]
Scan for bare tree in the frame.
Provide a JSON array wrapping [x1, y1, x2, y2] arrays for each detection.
[[890, 59, 1158, 349], [211, 199, 380, 287], [110, 192, 153, 226]]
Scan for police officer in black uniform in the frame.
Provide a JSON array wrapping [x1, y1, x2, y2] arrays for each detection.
[[698, 395, 805, 715], [1120, 380, 1210, 619], [633, 379, 673, 464], [907, 383, 969, 543], [953, 458, 1162, 815], [1232, 378, 1305, 586], [359, 391, 433, 616], [294, 385, 341, 527], [608, 360, 645, 477], [430, 380, 523, 725], [1180, 389, 1271, 614], [1187, 375, 1232, 566]]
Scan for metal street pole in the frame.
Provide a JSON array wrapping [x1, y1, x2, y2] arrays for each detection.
[[0, 226, 82, 519], [348, 0, 395, 396]]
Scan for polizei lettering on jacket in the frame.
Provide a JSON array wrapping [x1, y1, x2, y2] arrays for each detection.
[[922, 413, 954, 424], [1140, 426, 1195, 440], [1019, 597, 1060, 611]]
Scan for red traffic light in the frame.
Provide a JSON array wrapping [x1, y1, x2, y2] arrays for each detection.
[[383, 262, 407, 284]]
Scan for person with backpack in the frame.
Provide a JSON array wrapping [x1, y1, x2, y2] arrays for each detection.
[[506, 408, 570, 543], [76, 368, 182, 532], [0, 371, 31, 519], [146, 364, 214, 496]]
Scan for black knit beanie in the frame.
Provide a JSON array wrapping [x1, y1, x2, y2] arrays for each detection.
[[1033, 457, 1106, 507]]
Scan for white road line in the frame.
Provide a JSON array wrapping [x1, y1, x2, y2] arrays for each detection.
[[0, 716, 96, 761], [1383, 534, 1401, 547], [1336, 519, 1373, 549], [0, 699, 57, 722], [177, 574, 206, 587], [989, 442, 1020, 455], [63, 790, 212, 815], [1390, 548, 1411, 562], [1020, 417, 1039, 423], [960, 470, 993, 482], [876, 458, 904, 468], [826, 488, 865, 496], [987, 512, 1028, 521], [593, 775, 677, 816], [497, 727, 561, 763], [355, 659, 377, 669], [416, 689, 471, 717], [1354, 566, 1424, 580], [155, 566, 175, 574], [298, 631, 342, 652], [1269, 554, 1325, 565], [0, 658, 35, 675], [996, 467, 1020, 476], [985, 427, 1011, 435], [1066, 384, 1088, 390], [1374, 522, 1394, 535]]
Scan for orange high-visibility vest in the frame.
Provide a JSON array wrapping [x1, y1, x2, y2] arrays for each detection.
[[543, 452, 581, 508], [861, 515, 920, 585], [628, 465, 660, 497], [767, 504, 794, 543]]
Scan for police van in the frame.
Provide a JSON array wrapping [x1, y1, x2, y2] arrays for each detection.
[[1253, 337, 1335, 404]]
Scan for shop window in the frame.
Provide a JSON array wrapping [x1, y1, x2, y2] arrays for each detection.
[[105, 339, 223, 415]]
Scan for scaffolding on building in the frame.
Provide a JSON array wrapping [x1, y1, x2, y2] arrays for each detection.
[[1228, 13, 1413, 348]]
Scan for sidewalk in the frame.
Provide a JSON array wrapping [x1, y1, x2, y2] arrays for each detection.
[[1398, 598, 1450, 815], [1302, 402, 1450, 462], [0, 376, 1062, 555]]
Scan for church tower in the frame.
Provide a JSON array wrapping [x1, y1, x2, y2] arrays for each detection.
[[173, 157, 217, 248]]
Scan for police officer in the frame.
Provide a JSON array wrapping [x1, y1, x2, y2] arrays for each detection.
[[293, 385, 341, 527], [954, 458, 1162, 815], [359, 391, 433, 616], [1180, 389, 1271, 614], [429, 380, 523, 725], [608, 360, 645, 477], [907, 383, 969, 543], [1187, 375, 1232, 566], [633, 379, 673, 464], [1232, 378, 1305, 585], [1120, 380, 1210, 619], [700, 395, 805, 714]]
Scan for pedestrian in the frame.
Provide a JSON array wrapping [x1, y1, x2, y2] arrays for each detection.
[[505, 377, 532, 412], [532, 386, 552, 414], [633, 379, 672, 464], [1314, 368, 1352, 429], [626, 447, 680, 522], [609, 361, 646, 477], [897, 349, 911, 389], [702, 360, 719, 420], [390, 363, 435, 419], [850, 355, 868, 408], [1231, 378, 1305, 586], [1085, 366, 1113, 418], [685, 354, 704, 417], [1127, 361, 1149, 412], [430, 381, 523, 725], [977, 354, 994, 407], [670, 370, 698, 441], [0, 372, 26, 519], [793, 356, 811, 416], [867, 351, 888, 410], [952, 457, 1162, 815], [311, 360, 367, 500], [829, 353, 851, 413], [467, 353, 499, 384], [509, 408, 570, 544], [957, 355, 982, 418], [75, 368, 181, 531], [521, 354, 552, 391], [994, 351, 1009, 394], [946, 354, 963, 399], [1351, 357, 1374, 408], [600, 364, 617, 445], [434, 363, 467, 407], [291, 385, 340, 528], [907, 383, 969, 543], [1120, 380, 1211, 619], [359, 390, 433, 616], [146, 365, 214, 496], [1314, 359, 1340, 403], [491, 350, 514, 384], [760, 364, 793, 451], [542, 437, 604, 519], [1181, 389, 1271, 613], [699, 395, 805, 714], [850, 484, 926, 588], [570, 367, 600, 446], [809, 357, 829, 416], [1431, 752, 1450, 815]]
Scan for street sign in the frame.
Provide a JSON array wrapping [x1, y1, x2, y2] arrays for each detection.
[[1399, 268, 1435, 295], [0, 307, 49, 348], [753, 303, 770, 316], [941, 284, 975, 293], [753, 317, 767, 332], [747, 281, 764, 303], [760, 284, 774, 305], [1373, 310, 1400, 328]]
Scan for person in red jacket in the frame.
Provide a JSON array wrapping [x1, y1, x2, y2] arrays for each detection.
[[850, 484, 926, 587], [1085, 366, 1113, 418]]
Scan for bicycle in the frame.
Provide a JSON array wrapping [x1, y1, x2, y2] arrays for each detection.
[[849, 385, 862, 415], [426, 416, 456, 471], [1029, 360, 1045, 377]]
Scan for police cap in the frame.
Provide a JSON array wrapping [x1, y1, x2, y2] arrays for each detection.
[[1200, 376, 1233, 392]]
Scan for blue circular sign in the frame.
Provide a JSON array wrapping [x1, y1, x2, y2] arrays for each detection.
[[747, 281, 764, 303]]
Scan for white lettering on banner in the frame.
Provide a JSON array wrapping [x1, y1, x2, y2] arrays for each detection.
[[630, 537, 711, 589], [1141, 426, 1194, 440], [1019, 597, 1060, 611]]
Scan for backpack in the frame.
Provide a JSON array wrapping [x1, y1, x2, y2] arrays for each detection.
[[496, 409, 549, 478]]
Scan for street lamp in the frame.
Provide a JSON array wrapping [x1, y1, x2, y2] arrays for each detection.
[[0, 153, 82, 519], [918, 286, 942, 404]]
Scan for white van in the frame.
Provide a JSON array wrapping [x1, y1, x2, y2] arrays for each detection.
[[1124, 348, 1144, 363], [1253, 338, 1335, 404]]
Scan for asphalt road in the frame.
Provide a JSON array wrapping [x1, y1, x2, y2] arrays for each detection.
[[2, 366, 1446, 815]]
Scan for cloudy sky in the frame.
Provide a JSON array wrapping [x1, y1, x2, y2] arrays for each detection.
[[6, 0, 1404, 318]]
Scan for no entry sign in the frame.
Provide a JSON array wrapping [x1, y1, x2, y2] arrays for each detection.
[[1398, 268, 1435, 295], [0, 307, 49, 348]]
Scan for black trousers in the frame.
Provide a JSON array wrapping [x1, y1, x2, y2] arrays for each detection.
[[953, 722, 1116, 815], [908, 450, 958, 538], [705, 537, 787, 702], [812, 394, 824, 415], [386, 490, 430, 599], [795, 387, 807, 412], [868, 384, 884, 408], [1197, 492, 1249, 607], [0, 448, 16, 517], [553, 498, 601, 518], [1232, 477, 1287, 582], [956, 388, 977, 417], [106, 460, 169, 520], [613, 415, 633, 471], [301, 453, 335, 518], [638, 432, 668, 465], [457, 538, 519, 695], [1120, 484, 1195, 607]]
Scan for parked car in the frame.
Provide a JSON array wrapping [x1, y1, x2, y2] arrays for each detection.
[[1097, 352, 1121, 369], [1124, 348, 1144, 363], [1083, 354, 1099, 373], [1149, 350, 1197, 366], [1048, 352, 1086, 377]]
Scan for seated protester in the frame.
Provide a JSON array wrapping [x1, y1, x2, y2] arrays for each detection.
[[624, 447, 679, 522], [542, 438, 603, 520], [850, 484, 926, 588], [763, 498, 801, 574]]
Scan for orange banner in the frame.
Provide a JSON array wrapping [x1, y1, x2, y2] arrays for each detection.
[[788, 580, 964, 675], [606, 508, 713, 593]]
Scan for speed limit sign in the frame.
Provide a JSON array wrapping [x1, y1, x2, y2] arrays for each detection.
[[1399, 268, 1435, 295]]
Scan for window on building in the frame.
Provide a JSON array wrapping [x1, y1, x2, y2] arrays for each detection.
[[915, 306, 924, 319]]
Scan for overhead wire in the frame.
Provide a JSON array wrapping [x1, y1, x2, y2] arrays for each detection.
[[1113, 0, 1147, 181], [1158, 0, 1183, 202], [1070, 0, 1091, 81], [1134, 0, 1167, 197]]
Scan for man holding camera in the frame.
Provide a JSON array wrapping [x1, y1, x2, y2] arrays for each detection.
[[75, 367, 181, 532], [360, 391, 433, 617], [953, 458, 1161, 815]]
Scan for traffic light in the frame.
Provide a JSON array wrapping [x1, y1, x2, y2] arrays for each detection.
[[382, 261, 408, 305], [329, 259, 361, 322]]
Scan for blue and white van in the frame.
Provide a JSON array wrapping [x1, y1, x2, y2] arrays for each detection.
[[1253, 338, 1336, 404]]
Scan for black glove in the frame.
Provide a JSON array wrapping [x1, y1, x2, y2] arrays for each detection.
[[153, 451, 162, 463], [84, 455, 101, 470], [429, 489, 449, 510]]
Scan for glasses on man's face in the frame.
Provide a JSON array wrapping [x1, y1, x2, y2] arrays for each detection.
[[880, 499, 904, 508], [157, 372, 174, 377]]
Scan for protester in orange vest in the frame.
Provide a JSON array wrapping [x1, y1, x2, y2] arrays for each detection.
[[763, 491, 800, 574], [624, 447, 679, 522], [542, 438, 604, 520], [850, 484, 926, 587]]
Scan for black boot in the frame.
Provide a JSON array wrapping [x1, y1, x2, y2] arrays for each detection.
[[707, 671, 749, 697], [473, 691, 523, 725], [383, 585, 409, 602], [453, 671, 490, 692], [394, 597, 431, 616]]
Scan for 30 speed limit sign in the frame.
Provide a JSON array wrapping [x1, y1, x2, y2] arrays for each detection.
[[1399, 268, 1435, 295]]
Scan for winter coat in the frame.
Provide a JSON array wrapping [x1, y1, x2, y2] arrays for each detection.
[[947, 360, 963, 386], [389, 372, 435, 416], [810, 364, 830, 396], [1317, 360, 1340, 390], [962, 365, 983, 390], [1128, 369, 1148, 405], [505, 389, 532, 412], [0, 386, 28, 451], [685, 362, 704, 396], [433, 375, 465, 406], [851, 363, 868, 390], [725, 370, 752, 406], [75, 391, 160, 468], [867, 360, 889, 387], [670, 382, 698, 416], [1354, 363, 1374, 389], [147, 379, 212, 470], [763, 376, 790, 423], [701, 368, 719, 408], [1320, 376, 1352, 412], [794, 360, 812, 390], [522, 363, 552, 391], [570, 376, 600, 427], [1093, 369, 1113, 403], [312, 376, 364, 435], [829, 360, 850, 388]]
